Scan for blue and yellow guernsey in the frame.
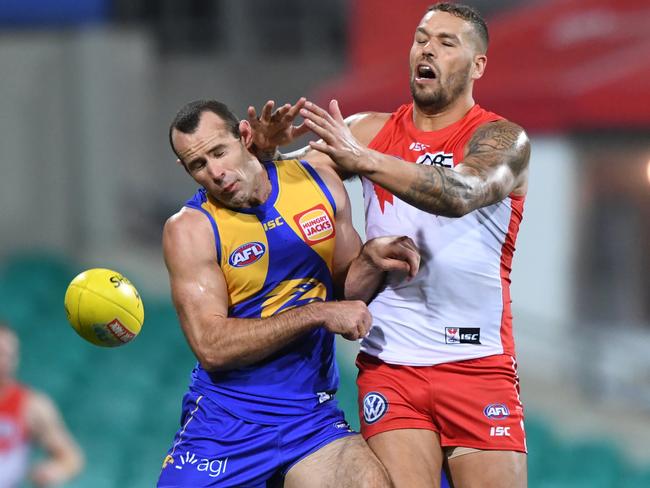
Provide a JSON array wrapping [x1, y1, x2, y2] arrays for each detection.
[[184, 159, 340, 423]]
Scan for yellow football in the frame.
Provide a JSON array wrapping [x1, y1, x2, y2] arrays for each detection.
[[64, 268, 144, 347]]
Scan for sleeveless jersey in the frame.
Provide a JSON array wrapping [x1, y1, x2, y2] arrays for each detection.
[[184, 159, 339, 422], [360, 104, 525, 366], [0, 383, 30, 488]]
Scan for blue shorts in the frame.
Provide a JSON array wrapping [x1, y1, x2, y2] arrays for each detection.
[[157, 390, 357, 487]]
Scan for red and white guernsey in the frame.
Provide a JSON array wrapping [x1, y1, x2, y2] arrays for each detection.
[[360, 103, 525, 366], [0, 383, 30, 488]]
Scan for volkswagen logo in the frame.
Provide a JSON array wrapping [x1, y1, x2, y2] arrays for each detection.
[[363, 392, 388, 424]]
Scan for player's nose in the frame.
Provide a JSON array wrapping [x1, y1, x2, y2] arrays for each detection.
[[206, 160, 226, 183], [421, 41, 436, 58]]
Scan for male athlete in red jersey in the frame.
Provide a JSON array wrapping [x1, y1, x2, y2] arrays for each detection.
[[0, 324, 84, 487], [249, 3, 530, 487]]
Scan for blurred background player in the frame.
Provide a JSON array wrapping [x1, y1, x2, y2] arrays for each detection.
[[251, 3, 529, 487], [0, 323, 84, 488], [157, 100, 418, 487]]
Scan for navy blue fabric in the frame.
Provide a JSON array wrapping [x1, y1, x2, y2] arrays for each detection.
[[157, 390, 356, 487]]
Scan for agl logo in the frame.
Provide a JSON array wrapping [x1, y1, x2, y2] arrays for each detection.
[[228, 242, 266, 267]]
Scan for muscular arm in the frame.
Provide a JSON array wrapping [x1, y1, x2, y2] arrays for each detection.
[[164, 209, 370, 371], [314, 164, 363, 295], [345, 236, 420, 303], [303, 101, 530, 217], [27, 392, 84, 487], [366, 120, 530, 217], [314, 165, 420, 303]]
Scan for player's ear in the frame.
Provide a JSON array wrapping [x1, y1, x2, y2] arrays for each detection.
[[176, 158, 190, 174], [238, 120, 254, 149], [472, 53, 487, 80]]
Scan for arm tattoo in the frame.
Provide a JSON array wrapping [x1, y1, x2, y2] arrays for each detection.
[[402, 120, 530, 217]]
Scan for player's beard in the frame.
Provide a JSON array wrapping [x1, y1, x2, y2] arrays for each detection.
[[410, 62, 471, 113]]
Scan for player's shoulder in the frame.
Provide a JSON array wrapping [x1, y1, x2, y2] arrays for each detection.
[[472, 118, 530, 147], [311, 160, 342, 190], [24, 388, 59, 423], [4, 382, 32, 406], [347, 111, 391, 145], [165, 206, 209, 232], [163, 206, 214, 250]]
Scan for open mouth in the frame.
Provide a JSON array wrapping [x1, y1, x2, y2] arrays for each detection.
[[415, 64, 437, 81]]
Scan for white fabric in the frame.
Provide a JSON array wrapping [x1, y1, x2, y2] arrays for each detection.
[[0, 443, 29, 488], [360, 176, 515, 366]]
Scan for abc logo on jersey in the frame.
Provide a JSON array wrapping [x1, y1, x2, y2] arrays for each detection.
[[228, 242, 266, 267], [293, 204, 335, 245]]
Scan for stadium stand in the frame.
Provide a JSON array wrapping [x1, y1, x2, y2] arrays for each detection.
[[2, 252, 649, 487]]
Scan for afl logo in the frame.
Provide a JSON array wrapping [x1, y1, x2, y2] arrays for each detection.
[[228, 242, 266, 267], [483, 403, 510, 420], [363, 392, 388, 424]]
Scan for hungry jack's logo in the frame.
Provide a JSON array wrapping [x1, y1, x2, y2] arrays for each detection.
[[293, 204, 335, 245]]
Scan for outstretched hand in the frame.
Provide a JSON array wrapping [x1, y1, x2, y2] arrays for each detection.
[[248, 97, 310, 159], [300, 99, 369, 174]]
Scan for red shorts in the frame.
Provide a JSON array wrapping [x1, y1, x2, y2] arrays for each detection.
[[356, 353, 527, 453]]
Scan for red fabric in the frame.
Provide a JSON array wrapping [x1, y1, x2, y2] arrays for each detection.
[[316, 0, 650, 131], [366, 103, 504, 213], [356, 353, 527, 452], [500, 196, 525, 355], [0, 383, 29, 451]]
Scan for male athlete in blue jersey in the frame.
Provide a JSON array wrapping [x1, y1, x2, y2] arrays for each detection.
[[157, 100, 419, 487]]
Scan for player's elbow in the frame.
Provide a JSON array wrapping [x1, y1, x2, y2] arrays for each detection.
[[69, 447, 85, 477], [435, 199, 472, 218], [195, 343, 244, 372], [54, 442, 84, 481], [196, 349, 231, 372]]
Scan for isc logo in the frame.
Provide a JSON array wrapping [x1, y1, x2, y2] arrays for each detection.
[[445, 327, 481, 344], [228, 242, 266, 268], [262, 216, 284, 232], [409, 141, 430, 152], [490, 426, 511, 437]]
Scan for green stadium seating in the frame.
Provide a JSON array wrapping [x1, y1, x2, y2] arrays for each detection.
[[1, 253, 648, 488]]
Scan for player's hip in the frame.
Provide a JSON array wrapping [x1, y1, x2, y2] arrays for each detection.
[[355, 352, 526, 453], [157, 391, 356, 487]]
